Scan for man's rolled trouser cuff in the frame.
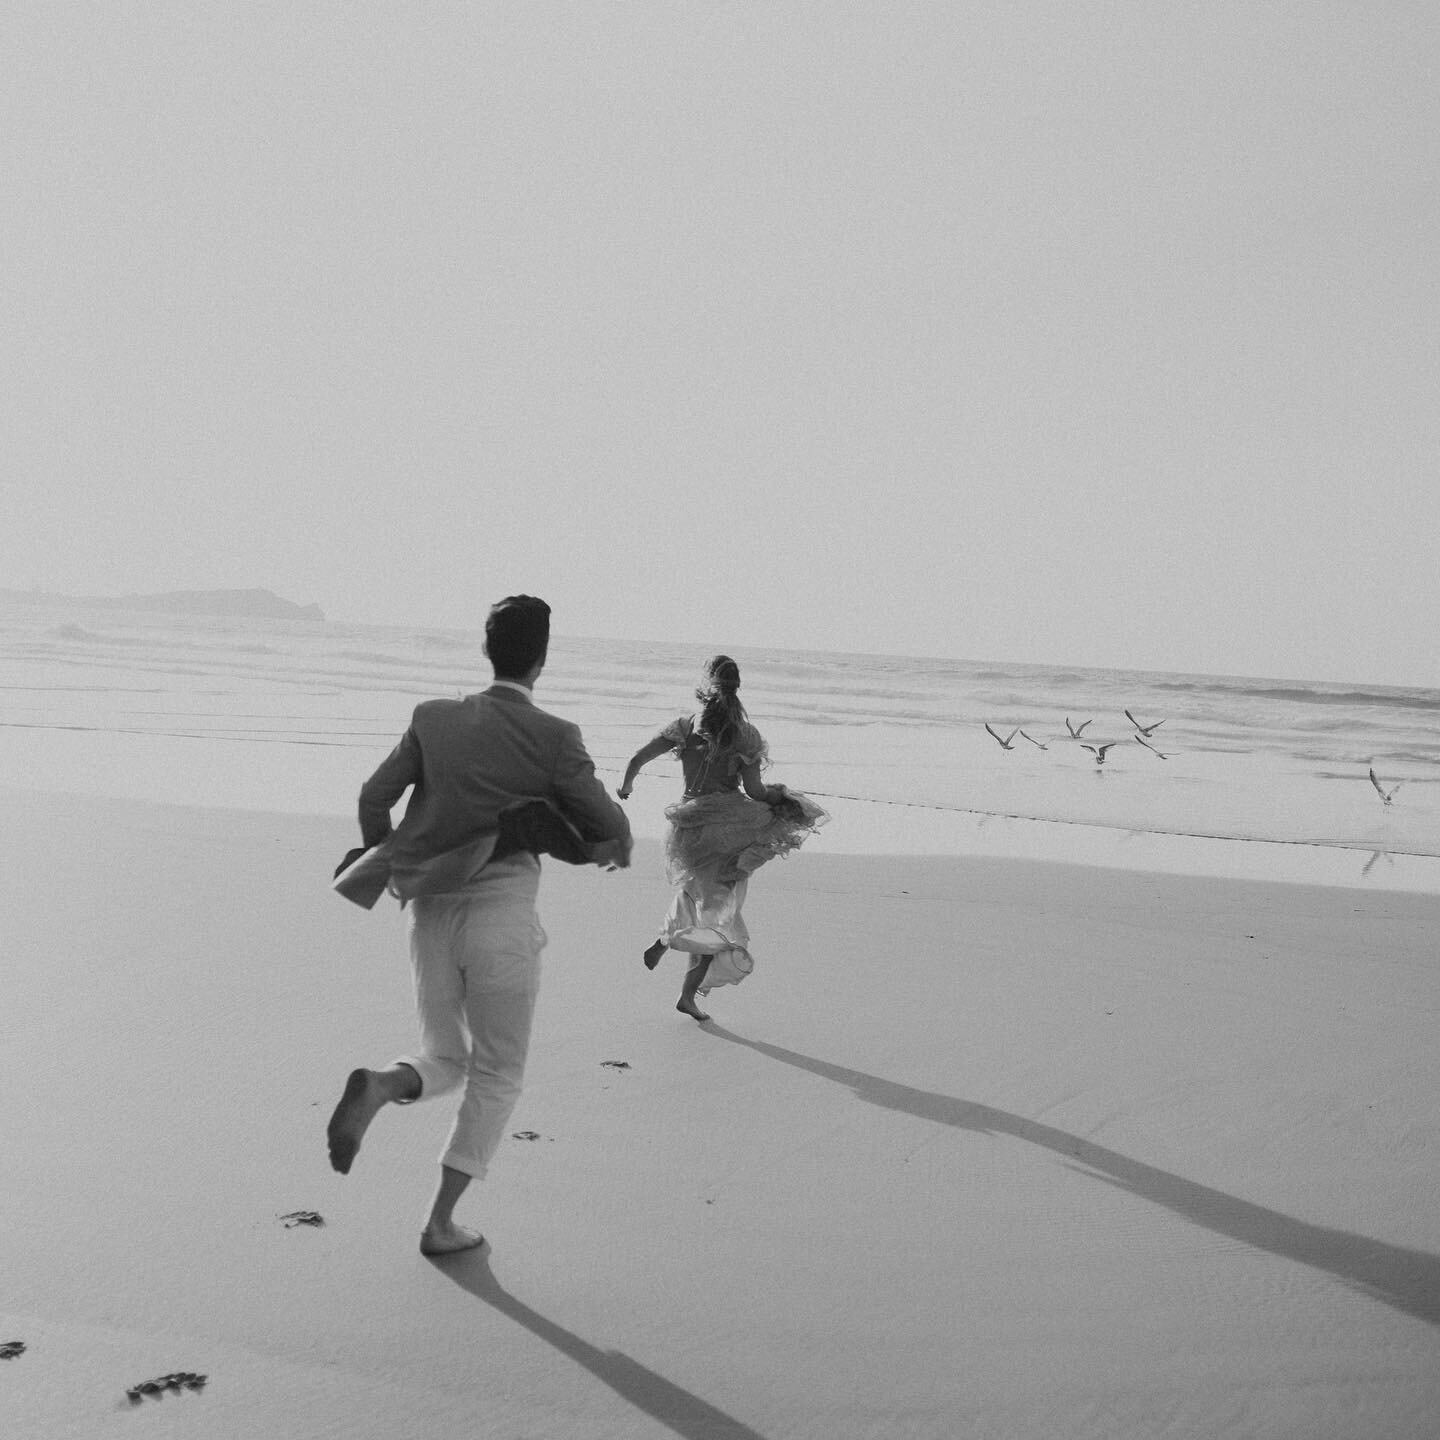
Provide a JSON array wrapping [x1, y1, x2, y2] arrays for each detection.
[[390, 1052, 463, 1102]]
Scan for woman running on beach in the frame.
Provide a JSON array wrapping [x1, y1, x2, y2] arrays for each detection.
[[617, 655, 827, 1021]]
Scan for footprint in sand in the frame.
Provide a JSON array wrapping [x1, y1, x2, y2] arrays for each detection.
[[126, 1372, 207, 1402], [0, 1341, 26, 1360], [278, 1210, 325, 1228]]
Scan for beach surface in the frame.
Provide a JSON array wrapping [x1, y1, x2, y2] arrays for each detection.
[[4, 785, 1438, 1439]]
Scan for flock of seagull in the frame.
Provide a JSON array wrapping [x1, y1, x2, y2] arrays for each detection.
[[984, 710, 1404, 805], [984, 709, 1171, 767]]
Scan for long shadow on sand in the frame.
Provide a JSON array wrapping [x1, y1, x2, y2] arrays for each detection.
[[430, 1251, 768, 1440], [705, 1024, 1440, 1328]]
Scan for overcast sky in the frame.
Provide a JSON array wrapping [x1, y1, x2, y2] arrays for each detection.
[[4, 3, 1436, 685]]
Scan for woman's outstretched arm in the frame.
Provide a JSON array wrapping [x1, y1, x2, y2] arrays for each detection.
[[617, 736, 674, 798]]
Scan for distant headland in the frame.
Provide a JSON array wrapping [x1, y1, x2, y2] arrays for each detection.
[[0, 587, 324, 621]]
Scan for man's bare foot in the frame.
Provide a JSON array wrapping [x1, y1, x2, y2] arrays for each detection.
[[327, 1068, 387, 1174], [419, 1223, 487, 1257], [643, 940, 666, 970], [676, 999, 710, 1023]]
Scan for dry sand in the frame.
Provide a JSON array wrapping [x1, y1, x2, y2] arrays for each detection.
[[3, 785, 1438, 1438]]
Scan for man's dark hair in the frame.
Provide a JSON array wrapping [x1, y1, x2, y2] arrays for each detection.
[[485, 595, 551, 678]]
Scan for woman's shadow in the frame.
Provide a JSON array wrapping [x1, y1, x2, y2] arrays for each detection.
[[702, 1024, 1440, 1328], [429, 1250, 768, 1440]]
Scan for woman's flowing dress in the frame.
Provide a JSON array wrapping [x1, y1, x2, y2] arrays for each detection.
[[656, 715, 827, 990]]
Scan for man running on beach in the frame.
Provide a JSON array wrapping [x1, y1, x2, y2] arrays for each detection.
[[326, 595, 631, 1255]]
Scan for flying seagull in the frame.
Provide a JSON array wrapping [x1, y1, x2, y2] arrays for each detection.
[[1019, 730, 1049, 750], [985, 724, 1018, 750], [1065, 717, 1093, 739], [1125, 709, 1164, 736], [1369, 768, 1401, 805], [1081, 743, 1115, 766], [1135, 734, 1170, 760]]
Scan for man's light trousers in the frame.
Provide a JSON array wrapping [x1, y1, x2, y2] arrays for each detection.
[[396, 857, 545, 1179]]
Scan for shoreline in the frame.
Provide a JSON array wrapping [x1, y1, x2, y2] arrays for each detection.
[[2, 777, 1440, 898], [806, 793, 1440, 893], [5, 778, 1438, 896]]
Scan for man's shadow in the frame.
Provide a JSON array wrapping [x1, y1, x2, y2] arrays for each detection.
[[430, 1251, 768, 1440], [703, 1024, 1440, 1328]]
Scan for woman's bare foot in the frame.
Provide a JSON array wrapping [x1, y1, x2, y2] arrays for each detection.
[[643, 940, 666, 970], [327, 1069, 388, 1174], [419, 1223, 487, 1257], [676, 954, 712, 1020]]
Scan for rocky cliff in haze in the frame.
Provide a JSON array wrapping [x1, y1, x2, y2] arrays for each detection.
[[0, 587, 324, 620]]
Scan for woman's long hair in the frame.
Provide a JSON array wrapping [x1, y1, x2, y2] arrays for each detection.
[[695, 654, 747, 755]]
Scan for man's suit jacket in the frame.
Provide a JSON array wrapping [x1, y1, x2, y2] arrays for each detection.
[[350, 684, 629, 901]]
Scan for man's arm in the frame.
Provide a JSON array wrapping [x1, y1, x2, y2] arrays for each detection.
[[357, 727, 422, 847], [552, 724, 631, 851]]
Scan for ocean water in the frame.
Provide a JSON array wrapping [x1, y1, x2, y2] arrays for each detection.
[[2, 600, 1437, 891]]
